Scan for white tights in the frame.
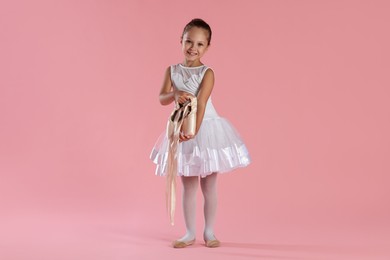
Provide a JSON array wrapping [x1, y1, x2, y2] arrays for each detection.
[[178, 172, 218, 242]]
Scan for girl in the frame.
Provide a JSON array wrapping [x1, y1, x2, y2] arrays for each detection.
[[150, 18, 251, 248]]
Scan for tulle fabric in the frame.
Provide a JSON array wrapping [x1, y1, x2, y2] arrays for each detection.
[[150, 115, 251, 178]]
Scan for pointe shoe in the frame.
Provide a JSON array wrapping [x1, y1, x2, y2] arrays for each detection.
[[205, 238, 221, 248], [172, 239, 196, 248]]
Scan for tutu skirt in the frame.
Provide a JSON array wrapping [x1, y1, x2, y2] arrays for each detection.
[[150, 115, 251, 178]]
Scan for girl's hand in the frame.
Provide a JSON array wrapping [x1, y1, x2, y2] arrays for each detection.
[[179, 132, 194, 142], [175, 90, 194, 105]]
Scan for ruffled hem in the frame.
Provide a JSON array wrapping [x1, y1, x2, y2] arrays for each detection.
[[150, 116, 251, 178]]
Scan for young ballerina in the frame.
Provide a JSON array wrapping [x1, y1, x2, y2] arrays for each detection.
[[150, 18, 251, 248]]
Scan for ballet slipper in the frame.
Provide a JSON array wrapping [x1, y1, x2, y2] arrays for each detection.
[[166, 95, 197, 226], [172, 239, 196, 248], [204, 238, 221, 248], [181, 96, 197, 137]]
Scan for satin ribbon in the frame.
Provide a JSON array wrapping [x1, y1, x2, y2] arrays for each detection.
[[166, 97, 197, 225]]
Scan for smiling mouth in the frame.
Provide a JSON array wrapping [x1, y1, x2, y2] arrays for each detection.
[[187, 51, 197, 56]]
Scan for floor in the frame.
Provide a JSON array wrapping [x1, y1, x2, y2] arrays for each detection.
[[1, 204, 389, 260]]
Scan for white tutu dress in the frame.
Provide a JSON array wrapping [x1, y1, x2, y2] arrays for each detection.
[[150, 63, 251, 178]]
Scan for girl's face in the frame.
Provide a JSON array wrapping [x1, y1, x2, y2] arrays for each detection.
[[181, 27, 209, 64]]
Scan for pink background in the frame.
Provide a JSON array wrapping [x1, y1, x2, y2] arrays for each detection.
[[1, 0, 389, 259]]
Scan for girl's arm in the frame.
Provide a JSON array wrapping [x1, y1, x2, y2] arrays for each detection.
[[159, 66, 193, 105], [180, 68, 214, 142], [195, 69, 214, 134], [159, 66, 174, 105]]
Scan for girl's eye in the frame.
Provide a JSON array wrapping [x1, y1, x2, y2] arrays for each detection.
[[198, 44, 203, 46]]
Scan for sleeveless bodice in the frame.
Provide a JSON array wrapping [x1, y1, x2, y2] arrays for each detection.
[[170, 64, 219, 119]]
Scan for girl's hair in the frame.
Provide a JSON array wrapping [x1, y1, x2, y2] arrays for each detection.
[[181, 18, 212, 45]]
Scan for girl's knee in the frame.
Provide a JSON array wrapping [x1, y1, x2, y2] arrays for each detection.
[[182, 176, 199, 191]]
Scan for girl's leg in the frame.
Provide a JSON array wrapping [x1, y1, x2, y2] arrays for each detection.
[[177, 176, 198, 242], [200, 172, 218, 241]]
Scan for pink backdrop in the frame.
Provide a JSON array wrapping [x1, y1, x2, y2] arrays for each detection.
[[1, 0, 389, 259]]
